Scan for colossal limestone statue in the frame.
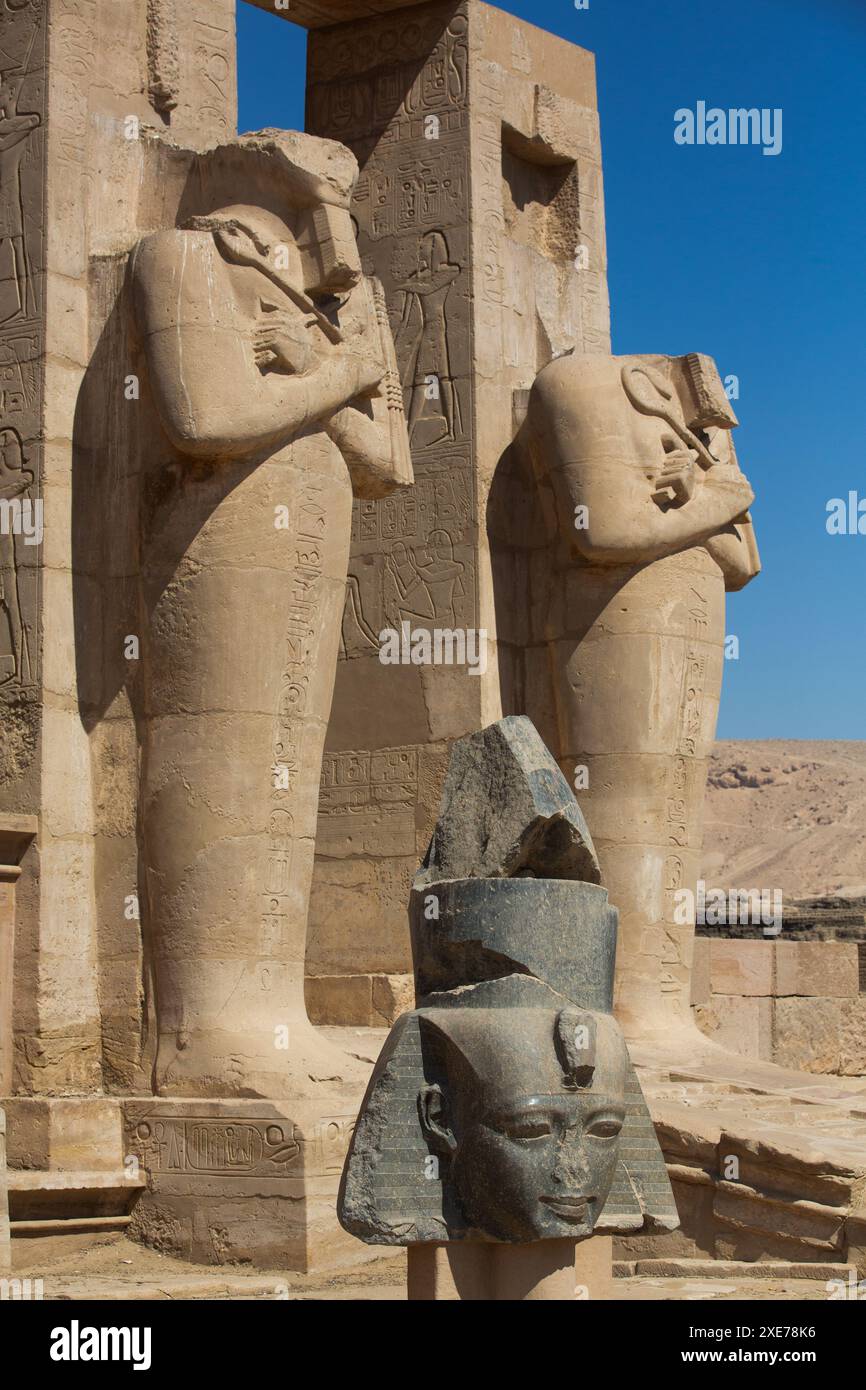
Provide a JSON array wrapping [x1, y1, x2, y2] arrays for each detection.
[[521, 353, 760, 1045], [129, 131, 412, 1110], [341, 717, 676, 1297]]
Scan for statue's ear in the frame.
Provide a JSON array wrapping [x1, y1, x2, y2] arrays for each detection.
[[418, 1083, 457, 1157]]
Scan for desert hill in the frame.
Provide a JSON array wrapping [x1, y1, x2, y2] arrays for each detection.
[[703, 741, 866, 899]]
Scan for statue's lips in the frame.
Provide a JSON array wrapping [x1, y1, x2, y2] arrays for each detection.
[[540, 1195, 590, 1222]]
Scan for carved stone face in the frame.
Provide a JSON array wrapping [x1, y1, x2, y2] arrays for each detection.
[[419, 1007, 628, 1242]]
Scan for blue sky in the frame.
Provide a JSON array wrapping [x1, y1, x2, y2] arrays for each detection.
[[237, 0, 866, 740]]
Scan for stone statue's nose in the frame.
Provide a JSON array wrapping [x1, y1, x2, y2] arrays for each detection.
[[552, 1134, 590, 1188]]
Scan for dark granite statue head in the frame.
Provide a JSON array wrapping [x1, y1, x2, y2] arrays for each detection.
[[417, 1005, 628, 1241], [337, 717, 679, 1247]]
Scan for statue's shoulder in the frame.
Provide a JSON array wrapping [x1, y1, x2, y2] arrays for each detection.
[[130, 227, 191, 278], [129, 228, 218, 331]]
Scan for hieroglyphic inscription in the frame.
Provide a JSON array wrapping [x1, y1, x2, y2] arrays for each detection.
[[0, 0, 45, 720], [129, 1117, 301, 1177], [342, 454, 474, 654], [126, 1112, 357, 1179], [190, 11, 234, 137], [308, 5, 477, 659], [661, 587, 710, 994], [259, 479, 327, 958], [317, 746, 418, 858]]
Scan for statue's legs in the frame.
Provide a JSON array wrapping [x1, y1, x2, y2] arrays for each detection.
[[139, 434, 368, 1110], [550, 547, 725, 1044]]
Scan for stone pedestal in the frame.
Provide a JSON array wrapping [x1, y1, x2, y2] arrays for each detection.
[[123, 1100, 371, 1271], [407, 1235, 612, 1300]]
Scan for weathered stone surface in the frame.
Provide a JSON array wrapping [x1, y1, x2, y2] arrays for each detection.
[[840, 1000, 866, 1076], [0, 1109, 10, 1272], [709, 940, 774, 997], [129, 126, 411, 1108], [3, 1098, 125, 1173], [714, 1183, 845, 1250], [626, 1257, 854, 1281], [775, 941, 859, 999], [719, 1127, 862, 1206], [695, 996, 773, 1061], [773, 997, 844, 1074], [305, 972, 414, 1027], [848, 1214, 866, 1278], [371, 973, 415, 1025], [410, 877, 617, 1009], [690, 937, 711, 1007], [0, 817, 37, 1095], [521, 350, 759, 1040], [420, 716, 600, 884], [123, 1098, 371, 1272], [340, 718, 676, 1252]]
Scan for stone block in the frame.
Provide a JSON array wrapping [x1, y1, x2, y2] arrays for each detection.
[[305, 974, 372, 1027], [690, 937, 711, 1007], [122, 1099, 371, 1273], [847, 1214, 866, 1279], [371, 974, 414, 1025], [2, 1098, 125, 1172], [718, 1127, 862, 1207], [709, 939, 774, 996], [775, 942, 859, 999], [773, 997, 843, 1073], [839, 999, 866, 1076], [695, 995, 773, 1060], [714, 1182, 845, 1250]]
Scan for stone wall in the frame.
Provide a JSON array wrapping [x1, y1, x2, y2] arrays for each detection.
[[692, 936, 866, 1074]]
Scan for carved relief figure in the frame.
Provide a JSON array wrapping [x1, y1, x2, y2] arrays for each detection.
[[522, 353, 760, 1043], [0, 19, 41, 326], [385, 529, 465, 627], [0, 425, 31, 684], [395, 229, 460, 445], [130, 132, 411, 1109]]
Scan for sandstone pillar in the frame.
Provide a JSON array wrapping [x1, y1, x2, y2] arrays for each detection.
[[0, 0, 237, 1099], [304, 0, 609, 1023]]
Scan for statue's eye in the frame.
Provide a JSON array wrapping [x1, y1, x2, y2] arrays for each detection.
[[505, 1118, 552, 1141], [586, 1117, 623, 1140]]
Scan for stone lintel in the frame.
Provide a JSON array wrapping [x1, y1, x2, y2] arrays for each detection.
[[243, 0, 432, 29]]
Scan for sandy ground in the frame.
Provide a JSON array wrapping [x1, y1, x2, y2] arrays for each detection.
[[5, 1233, 843, 1302]]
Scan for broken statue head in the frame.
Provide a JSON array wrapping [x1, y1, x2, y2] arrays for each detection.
[[338, 716, 678, 1245]]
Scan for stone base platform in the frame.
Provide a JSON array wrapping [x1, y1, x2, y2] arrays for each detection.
[[1, 1091, 377, 1273], [122, 1097, 374, 1272], [2, 1097, 143, 1262]]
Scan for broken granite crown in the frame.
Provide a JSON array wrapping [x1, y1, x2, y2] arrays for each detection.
[[338, 716, 678, 1245]]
